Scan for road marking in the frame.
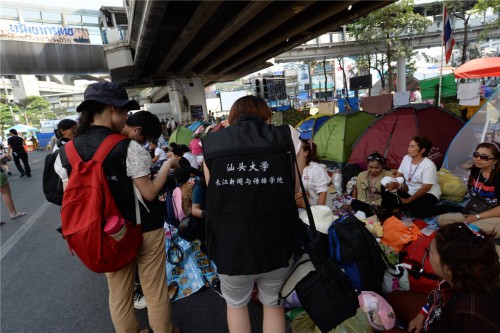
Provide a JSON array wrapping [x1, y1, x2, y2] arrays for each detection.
[[1, 201, 51, 261]]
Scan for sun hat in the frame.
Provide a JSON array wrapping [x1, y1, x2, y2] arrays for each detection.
[[299, 205, 337, 234], [77, 82, 140, 112]]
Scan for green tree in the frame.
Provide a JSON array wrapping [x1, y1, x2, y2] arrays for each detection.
[[472, 0, 500, 41], [347, 0, 431, 91], [0, 102, 21, 129], [19, 96, 56, 126]]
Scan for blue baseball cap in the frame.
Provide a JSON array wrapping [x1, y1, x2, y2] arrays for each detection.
[[77, 82, 140, 112]]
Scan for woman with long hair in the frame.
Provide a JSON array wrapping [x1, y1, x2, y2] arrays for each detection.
[[298, 139, 331, 206], [407, 223, 500, 332], [438, 142, 500, 248]]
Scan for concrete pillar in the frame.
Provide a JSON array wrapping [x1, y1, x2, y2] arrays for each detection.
[[168, 77, 208, 124], [111, 12, 117, 28], [397, 56, 406, 92]]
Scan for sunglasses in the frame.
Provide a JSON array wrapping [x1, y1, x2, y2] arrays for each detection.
[[472, 151, 495, 161], [368, 155, 383, 161]]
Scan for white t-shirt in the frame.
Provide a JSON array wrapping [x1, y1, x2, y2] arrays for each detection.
[[183, 152, 199, 169], [55, 140, 151, 182], [302, 161, 331, 205], [398, 155, 441, 199], [154, 147, 167, 162]]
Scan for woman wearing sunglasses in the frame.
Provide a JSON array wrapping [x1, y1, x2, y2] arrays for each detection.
[[386, 136, 441, 218], [351, 151, 397, 216], [438, 142, 500, 252]]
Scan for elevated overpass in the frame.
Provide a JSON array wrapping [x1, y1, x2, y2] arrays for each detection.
[[275, 13, 500, 62]]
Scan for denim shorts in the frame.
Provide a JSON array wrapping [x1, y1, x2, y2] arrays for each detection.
[[218, 257, 293, 308]]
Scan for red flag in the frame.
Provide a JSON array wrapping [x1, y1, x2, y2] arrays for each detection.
[[443, 7, 455, 64]]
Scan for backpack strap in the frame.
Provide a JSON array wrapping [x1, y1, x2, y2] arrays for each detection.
[[64, 134, 126, 167]]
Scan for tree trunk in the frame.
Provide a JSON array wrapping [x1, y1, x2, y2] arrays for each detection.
[[386, 35, 393, 92], [461, 16, 470, 64]]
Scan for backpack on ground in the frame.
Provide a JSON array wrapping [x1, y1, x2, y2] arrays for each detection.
[[400, 235, 440, 295], [60, 134, 143, 273], [329, 214, 390, 293], [43, 149, 64, 206]]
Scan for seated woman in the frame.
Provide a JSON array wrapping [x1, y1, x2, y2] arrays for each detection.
[[438, 142, 500, 249], [386, 136, 441, 219], [296, 139, 331, 206], [351, 151, 397, 216], [387, 223, 500, 333]]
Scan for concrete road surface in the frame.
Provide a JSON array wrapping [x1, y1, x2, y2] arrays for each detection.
[[1, 151, 266, 333]]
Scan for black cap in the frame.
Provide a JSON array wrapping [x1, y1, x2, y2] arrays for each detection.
[[77, 82, 140, 112]]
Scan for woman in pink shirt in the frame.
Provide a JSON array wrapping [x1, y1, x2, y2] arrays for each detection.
[[189, 133, 203, 167]]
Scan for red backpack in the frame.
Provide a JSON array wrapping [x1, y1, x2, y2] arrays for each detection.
[[400, 235, 440, 295], [61, 134, 143, 273]]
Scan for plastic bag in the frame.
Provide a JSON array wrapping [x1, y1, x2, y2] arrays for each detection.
[[437, 168, 467, 202], [381, 216, 422, 252]]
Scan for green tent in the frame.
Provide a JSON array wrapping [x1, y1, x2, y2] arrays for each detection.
[[271, 108, 308, 127], [169, 127, 193, 146], [313, 111, 376, 162]]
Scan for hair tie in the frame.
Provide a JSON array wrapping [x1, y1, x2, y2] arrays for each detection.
[[491, 142, 500, 153]]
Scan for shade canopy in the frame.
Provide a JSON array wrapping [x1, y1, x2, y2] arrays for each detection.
[[4, 124, 38, 134], [454, 57, 500, 79]]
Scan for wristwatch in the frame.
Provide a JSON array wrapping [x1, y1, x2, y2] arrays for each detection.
[[475, 214, 481, 220]]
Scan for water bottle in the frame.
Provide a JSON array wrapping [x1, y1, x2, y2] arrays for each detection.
[[104, 215, 127, 241]]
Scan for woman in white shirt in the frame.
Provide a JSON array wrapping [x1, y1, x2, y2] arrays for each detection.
[[299, 139, 331, 206], [386, 136, 441, 218]]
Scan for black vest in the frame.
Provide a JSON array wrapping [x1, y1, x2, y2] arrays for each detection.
[[202, 117, 300, 275], [59, 126, 164, 233]]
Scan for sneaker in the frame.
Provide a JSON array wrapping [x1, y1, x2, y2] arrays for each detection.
[[134, 290, 147, 309]]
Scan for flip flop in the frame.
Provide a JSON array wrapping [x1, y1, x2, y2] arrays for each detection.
[[168, 281, 179, 301], [10, 212, 26, 220]]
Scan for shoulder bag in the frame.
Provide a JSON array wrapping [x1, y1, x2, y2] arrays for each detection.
[[279, 127, 359, 332]]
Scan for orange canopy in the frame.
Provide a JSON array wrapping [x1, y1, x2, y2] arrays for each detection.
[[454, 57, 500, 78]]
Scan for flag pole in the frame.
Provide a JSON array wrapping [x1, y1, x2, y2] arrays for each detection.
[[438, 1, 445, 107]]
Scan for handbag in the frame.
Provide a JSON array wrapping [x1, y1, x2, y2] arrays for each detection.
[[462, 195, 495, 215], [279, 130, 359, 332]]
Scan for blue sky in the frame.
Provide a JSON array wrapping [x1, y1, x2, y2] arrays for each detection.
[[19, 0, 124, 10]]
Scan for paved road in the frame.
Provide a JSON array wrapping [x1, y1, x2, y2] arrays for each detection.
[[0, 151, 265, 333]]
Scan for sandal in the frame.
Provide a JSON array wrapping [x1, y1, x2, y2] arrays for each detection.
[[10, 212, 26, 220], [168, 281, 179, 301]]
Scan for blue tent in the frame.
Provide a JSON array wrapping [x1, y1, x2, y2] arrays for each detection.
[[188, 121, 205, 133], [4, 124, 38, 134], [295, 114, 331, 140]]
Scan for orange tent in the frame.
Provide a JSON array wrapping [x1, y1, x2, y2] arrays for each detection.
[[454, 57, 500, 78]]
